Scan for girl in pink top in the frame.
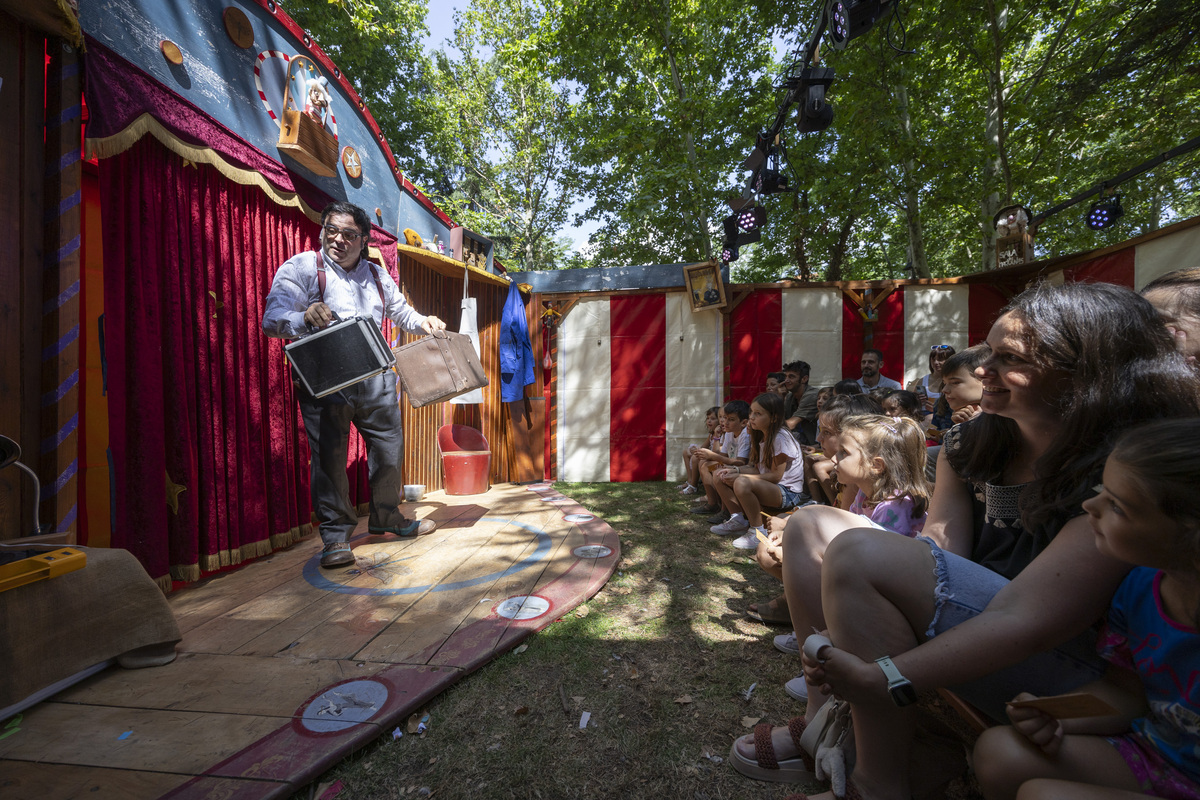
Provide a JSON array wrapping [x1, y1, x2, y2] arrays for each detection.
[[833, 414, 931, 537]]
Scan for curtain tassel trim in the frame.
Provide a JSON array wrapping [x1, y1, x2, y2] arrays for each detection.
[[84, 114, 322, 223]]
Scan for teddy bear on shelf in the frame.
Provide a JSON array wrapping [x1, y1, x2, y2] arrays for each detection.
[[303, 76, 332, 127]]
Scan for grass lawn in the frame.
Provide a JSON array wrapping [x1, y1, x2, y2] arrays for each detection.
[[300, 482, 983, 800]]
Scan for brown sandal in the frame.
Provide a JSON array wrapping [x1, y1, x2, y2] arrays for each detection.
[[729, 716, 816, 783], [746, 593, 791, 626]]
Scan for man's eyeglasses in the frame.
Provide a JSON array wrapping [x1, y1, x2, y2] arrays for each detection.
[[930, 344, 953, 353], [323, 224, 362, 243]]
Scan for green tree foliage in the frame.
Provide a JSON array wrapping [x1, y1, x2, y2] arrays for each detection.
[[741, 0, 1200, 280], [284, 0, 1200, 280], [280, 0, 451, 188], [550, 0, 780, 267], [422, 0, 579, 271]]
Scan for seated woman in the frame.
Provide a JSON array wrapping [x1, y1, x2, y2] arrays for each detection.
[[730, 281, 1200, 798]]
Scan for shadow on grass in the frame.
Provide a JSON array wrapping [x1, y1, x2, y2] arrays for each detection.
[[295, 481, 982, 800]]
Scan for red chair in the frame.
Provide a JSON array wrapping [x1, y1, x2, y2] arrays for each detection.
[[437, 424, 491, 495]]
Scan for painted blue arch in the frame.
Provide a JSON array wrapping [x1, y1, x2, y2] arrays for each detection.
[[302, 517, 556, 596]]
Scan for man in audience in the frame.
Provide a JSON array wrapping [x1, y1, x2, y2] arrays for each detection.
[[782, 360, 819, 445], [855, 348, 902, 392]]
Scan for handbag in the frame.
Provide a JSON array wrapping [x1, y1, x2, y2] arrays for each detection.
[[800, 634, 856, 798], [392, 329, 489, 408]]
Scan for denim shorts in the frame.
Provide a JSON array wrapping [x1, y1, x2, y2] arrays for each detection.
[[916, 536, 1108, 722], [775, 483, 805, 512]]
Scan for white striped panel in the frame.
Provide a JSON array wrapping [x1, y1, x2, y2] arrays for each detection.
[[902, 286, 970, 386], [1134, 224, 1200, 289], [557, 297, 611, 482], [781, 288, 843, 389], [664, 293, 721, 481]]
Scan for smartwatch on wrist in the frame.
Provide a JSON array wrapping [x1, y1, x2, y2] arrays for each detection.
[[875, 655, 918, 707]]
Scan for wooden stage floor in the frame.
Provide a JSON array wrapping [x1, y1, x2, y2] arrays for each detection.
[[0, 482, 619, 800]]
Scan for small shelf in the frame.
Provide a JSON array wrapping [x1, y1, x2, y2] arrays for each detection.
[[396, 244, 509, 288]]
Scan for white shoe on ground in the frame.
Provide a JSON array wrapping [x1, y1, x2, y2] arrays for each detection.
[[731, 532, 760, 549], [774, 631, 799, 654], [680, 484, 698, 495], [785, 676, 809, 701], [710, 516, 749, 535]]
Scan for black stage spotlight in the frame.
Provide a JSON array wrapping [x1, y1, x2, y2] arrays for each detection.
[[1086, 194, 1124, 230], [826, 0, 887, 50], [721, 227, 762, 263], [757, 169, 790, 194], [741, 131, 773, 172], [723, 213, 740, 242], [738, 206, 767, 232], [796, 67, 835, 134]]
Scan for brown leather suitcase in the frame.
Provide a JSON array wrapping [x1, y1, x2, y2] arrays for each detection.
[[392, 330, 489, 408]]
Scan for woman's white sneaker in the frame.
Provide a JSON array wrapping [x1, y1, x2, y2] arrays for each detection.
[[710, 516, 748, 535]]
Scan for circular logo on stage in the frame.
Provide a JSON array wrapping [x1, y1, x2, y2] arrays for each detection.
[[563, 513, 595, 523], [302, 518, 553, 596], [541, 495, 572, 505], [572, 545, 612, 559], [526, 482, 555, 492], [298, 679, 388, 734], [495, 595, 551, 620], [341, 146, 362, 178]]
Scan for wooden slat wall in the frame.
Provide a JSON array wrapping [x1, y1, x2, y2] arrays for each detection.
[[395, 254, 544, 491], [0, 18, 48, 540]]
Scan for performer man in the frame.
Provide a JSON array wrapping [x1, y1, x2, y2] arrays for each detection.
[[262, 201, 447, 568]]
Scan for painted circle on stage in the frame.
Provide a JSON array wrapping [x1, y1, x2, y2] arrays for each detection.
[[302, 517, 554, 596], [298, 679, 388, 733], [495, 595, 551, 620], [563, 513, 595, 523], [526, 482, 555, 492], [573, 545, 612, 559], [542, 495, 573, 504]]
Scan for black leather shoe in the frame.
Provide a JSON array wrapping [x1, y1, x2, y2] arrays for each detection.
[[320, 541, 353, 568]]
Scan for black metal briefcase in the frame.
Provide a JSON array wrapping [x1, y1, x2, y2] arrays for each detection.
[[285, 316, 396, 398]]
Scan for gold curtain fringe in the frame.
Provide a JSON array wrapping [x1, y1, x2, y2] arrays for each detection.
[[153, 573, 173, 594], [270, 522, 313, 551], [54, 0, 84, 49], [84, 114, 322, 223], [167, 563, 200, 583]]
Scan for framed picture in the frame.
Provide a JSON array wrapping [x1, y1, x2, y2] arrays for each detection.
[[684, 261, 727, 312]]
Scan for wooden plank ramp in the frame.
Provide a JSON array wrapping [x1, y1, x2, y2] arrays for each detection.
[[0, 483, 618, 800]]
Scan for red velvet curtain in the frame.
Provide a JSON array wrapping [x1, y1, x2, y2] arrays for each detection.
[[99, 136, 377, 583]]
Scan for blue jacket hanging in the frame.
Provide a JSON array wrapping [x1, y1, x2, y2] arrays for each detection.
[[499, 281, 536, 402]]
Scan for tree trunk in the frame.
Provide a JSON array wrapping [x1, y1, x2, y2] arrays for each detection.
[[662, 24, 713, 261], [826, 213, 859, 282], [896, 87, 930, 278], [980, 0, 1010, 271]]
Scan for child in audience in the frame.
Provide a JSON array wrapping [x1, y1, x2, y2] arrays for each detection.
[[832, 379, 863, 396], [881, 389, 924, 425], [679, 406, 722, 494], [814, 386, 833, 416], [1142, 267, 1200, 365], [710, 393, 806, 549], [765, 372, 787, 395], [974, 419, 1200, 800], [941, 345, 988, 425], [806, 394, 883, 509], [926, 344, 988, 442], [689, 400, 751, 522], [833, 414, 931, 536]]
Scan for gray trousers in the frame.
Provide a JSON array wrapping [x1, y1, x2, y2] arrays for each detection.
[[298, 370, 408, 545]]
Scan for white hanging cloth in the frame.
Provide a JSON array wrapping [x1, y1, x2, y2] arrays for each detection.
[[450, 265, 485, 404]]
